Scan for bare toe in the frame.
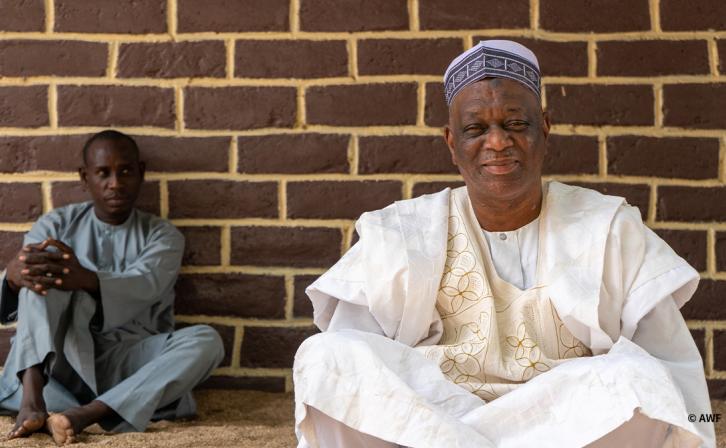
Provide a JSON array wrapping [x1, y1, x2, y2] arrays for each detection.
[[46, 413, 77, 445]]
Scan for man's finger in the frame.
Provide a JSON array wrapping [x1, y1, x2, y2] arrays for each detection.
[[27, 275, 57, 288], [20, 264, 66, 277], [43, 239, 73, 255], [19, 252, 66, 264]]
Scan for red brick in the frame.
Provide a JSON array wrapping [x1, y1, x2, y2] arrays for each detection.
[[0, 0, 44, 32], [663, 84, 726, 130], [240, 326, 318, 368], [425, 82, 448, 128], [238, 134, 349, 174], [134, 136, 230, 173], [660, 0, 726, 31], [51, 181, 160, 216], [689, 329, 705, 363], [412, 181, 464, 198], [607, 137, 719, 180], [570, 182, 650, 219], [197, 375, 285, 392], [0, 232, 24, 270], [657, 186, 726, 222], [118, 42, 226, 79], [653, 229, 707, 272], [177, 0, 289, 32], [0, 328, 14, 365], [178, 226, 221, 266], [358, 39, 463, 76], [358, 136, 456, 174], [294, 275, 317, 318], [55, 0, 166, 33], [57, 86, 175, 128], [540, 0, 650, 32], [176, 322, 234, 367], [306, 84, 417, 126], [0, 40, 107, 77], [231, 226, 341, 268], [707, 380, 726, 399], [287, 181, 402, 220], [0, 135, 86, 172], [0, 183, 42, 222], [236, 40, 347, 79], [300, 0, 408, 32], [185, 87, 296, 130], [175, 273, 285, 319], [0, 86, 48, 128], [420, 0, 529, 29], [714, 330, 726, 371], [546, 85, 654, 126], [543, 135, 599, 175], [597, 41, 710, 76], [472, 38, 588, 77], [168, 180, 277, 219], [717, 233, 726, 272], [681, 280, 726, 320]]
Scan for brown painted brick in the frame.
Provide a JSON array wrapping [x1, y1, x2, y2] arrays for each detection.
[[653, 229, 707, 272], [420, 0, 529, 29], [543, 135, 599, 175], [689, 329, 706, 363], [168, 180, 277, 219], [714, 330, 726, 371], [0, 86, 48, 128], [55, 0, 166, 33], [663, 84, 726, 130], [681, 280, 726, 320], [0, 0, 44, 32], [287, 181, 402, 220], [0, 40, 107, 77], [657, 186, 726, 222], [306, 84, 417, 126], [231, 226, 341, 268], [57, 86, 175, 128], [238, 134, 349, 174], [185, 87, 296, 130], [0, 135, 86, 172], [197, 375, 285, 392], [472, 38, 588, 77], [240, 326, 318, 368], [720, 40, 726, 75], [176, 322, 234, 367], [118, 42, 226, 79], [236, 40, 347, 79], [358, 39, 463, 76], [294, 275, 318, 318], [175, 273, 285, 319], [717, 232, 726, 272], [597, 41, 710, 76], [0, 183, 42, 222], [412, 181, 464, 198], [425, 82, 448, 127], [570, 182, 650, 219], [540, 0, 650, 32], [178, 0, 289, 32], [300, 0, 408, 32], [607, 137, 720, 180], [546, 85, 654, 126], [707, 380, 726, 399], [51, 181, 160, 216], [178, 226, 221, 266], [660, 0, 726, 31], [0, 232, 24, 270], [358, 136, 456, 174], [0, 328, 14, 365], [135, 136, 230, 173]]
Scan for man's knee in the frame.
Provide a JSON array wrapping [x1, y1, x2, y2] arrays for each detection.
[[173, 325, 224, 367]]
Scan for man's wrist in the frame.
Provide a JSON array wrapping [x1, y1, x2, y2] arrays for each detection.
[[81, 269, 100, 297]]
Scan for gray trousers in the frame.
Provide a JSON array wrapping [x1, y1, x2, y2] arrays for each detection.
[[0, 287, 224, 432]]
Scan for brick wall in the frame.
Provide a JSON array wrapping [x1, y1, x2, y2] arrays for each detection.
[[0, 0, 724, 397]]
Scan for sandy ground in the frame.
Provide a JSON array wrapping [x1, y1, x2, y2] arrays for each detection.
[[0, 391, 723, 447]]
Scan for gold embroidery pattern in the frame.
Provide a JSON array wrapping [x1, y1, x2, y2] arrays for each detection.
[[505, 323, 550, 381]]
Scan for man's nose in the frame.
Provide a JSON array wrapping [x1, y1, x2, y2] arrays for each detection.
[[484, 126, 513, 151], [107, 174, 121, 189]]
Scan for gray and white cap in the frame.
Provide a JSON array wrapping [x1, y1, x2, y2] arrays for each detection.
[[443, 40, 541, 106]]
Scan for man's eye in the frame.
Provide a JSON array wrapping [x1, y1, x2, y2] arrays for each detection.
[[121, 169, 130, 175], [506, 121, 529, 130], [463, 126, 484, 136]]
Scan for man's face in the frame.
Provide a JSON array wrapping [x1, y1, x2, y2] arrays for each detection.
[[445, 78, 550, 202], [80, 139, 145, 225]]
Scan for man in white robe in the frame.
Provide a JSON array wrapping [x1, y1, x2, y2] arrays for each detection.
[[0, 130, 224, 444], [293, 41, 715, 447]]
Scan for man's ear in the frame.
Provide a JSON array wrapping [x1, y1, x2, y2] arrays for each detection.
[[444, 125, 458, 167], [78, 167, 88, 189], [541, 110, 551, 140]]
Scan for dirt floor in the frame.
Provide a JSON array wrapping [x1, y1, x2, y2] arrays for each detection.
[[0, 392, 723, 447]]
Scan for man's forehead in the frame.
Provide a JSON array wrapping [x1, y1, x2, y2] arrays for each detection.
[[86, 139, 138, 161], [452, 79, 538, 115]]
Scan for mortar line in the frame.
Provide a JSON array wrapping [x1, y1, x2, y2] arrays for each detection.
[[220, 225, 231, 266], [403, 178, 414, 200], [720, 137, 726, 183], [284, 274, 295, 320], [159, 179, 169, 218], [44, 0, 54, 33], [647, 182, 658, 226], [348, 39, 358, 79], [174, 85, 184, 132], [350, 134, 360, 175], [279, 180, 287, 221], [226, 38, 235, 79], [289, 0, 300, 34], [175, 315, 314, 328], [416, 81, 426, 126], [229, 136, 239, 174], [41, 181, 53, 213], [296, 86, 306, 128], [649, 0, 661, 32], [285, 373, 293, 393], [408, 0, 420, 31], [708, 37, 720, 77], [654, 83, 663, 127], [464, 34, 474, 49], [48, 83, 58, 129], [707, 228, 717, 275], [230, 326, 243, 369], [530, 0, 540, 31], [598, 134, 607, 178], [209, 366, 291, 377], [342, 223, 354, 252], [167, 0, 177, 37], [107, 41, 119, 78], [587, 40, 597, 78], [705, 326, 714, 377]]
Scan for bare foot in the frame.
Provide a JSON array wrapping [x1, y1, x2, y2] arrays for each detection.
[[7, 365, 48, 440], [46, 413, 77, 445], [7, 407, 48, 439]]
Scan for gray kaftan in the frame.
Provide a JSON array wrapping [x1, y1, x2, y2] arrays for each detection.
[[0, 202, 224, 431]]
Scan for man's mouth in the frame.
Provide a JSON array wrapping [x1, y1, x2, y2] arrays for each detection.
[[482, 159, 519, 175], [105, 196, 130, 206]]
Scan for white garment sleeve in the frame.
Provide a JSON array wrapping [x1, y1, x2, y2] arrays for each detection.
[[631, 297, 715, 448]]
